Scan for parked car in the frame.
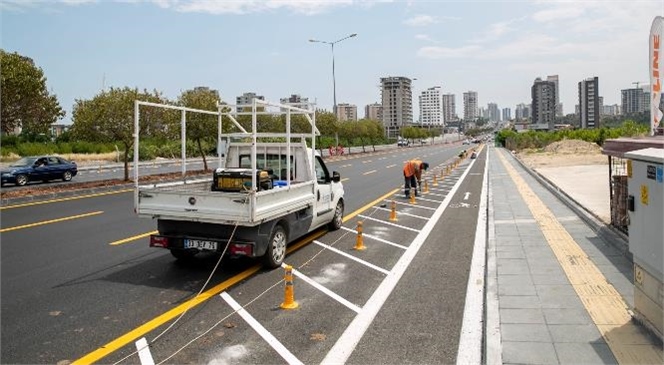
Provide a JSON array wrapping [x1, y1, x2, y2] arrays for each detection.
[[1, 156, 78, 186], [397, 139, 410, 147], [471, 151, 478, 159]]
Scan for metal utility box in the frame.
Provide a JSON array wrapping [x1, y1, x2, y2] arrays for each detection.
[[626, 147, 664, 341]]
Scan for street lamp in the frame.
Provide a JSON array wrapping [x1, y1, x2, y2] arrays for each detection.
[[309, 33, 357, 148]]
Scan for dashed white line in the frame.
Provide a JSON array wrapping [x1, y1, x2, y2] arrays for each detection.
[[388, 200, 437, 211], [363, 170, 377, 175], [285, 265, 362, 313], [340, 226, 408, 250], [220, 292, 304, 365], [357, 215, 421, 232], [313, 241, 390, 275], [371, 206, 429, 220]]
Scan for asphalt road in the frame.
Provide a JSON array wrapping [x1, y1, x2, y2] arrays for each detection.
[[1, 141, 483, 364]]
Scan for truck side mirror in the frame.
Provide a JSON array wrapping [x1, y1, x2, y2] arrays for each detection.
[[332, 171, 341, 183]]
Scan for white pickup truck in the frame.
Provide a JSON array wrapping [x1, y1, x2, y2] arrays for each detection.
[[133, 100, 345, 268]]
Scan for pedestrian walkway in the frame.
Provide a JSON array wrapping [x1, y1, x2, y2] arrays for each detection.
[[485, 146, 663, 365]]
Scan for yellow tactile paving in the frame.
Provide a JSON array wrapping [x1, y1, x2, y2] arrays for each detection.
[[496, 149, 663, 365]]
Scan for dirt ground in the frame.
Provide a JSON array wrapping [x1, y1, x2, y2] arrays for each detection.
[[516, 139, 609, 169]]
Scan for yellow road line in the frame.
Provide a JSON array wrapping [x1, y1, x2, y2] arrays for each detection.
[[74, 193, 389, 364], [496, 149, 662, 365], [0, 189, 132, 210], [0, 211, 104, 233], [71, 265, 261, 365], [344, 188, 399, 222], [109, 231, 158, 246], [363, 170, 377, 175]]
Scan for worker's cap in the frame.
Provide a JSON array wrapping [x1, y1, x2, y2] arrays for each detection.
[[421, 162, 429, 171]]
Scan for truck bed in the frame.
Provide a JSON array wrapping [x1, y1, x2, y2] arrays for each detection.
[[137, 178, 316, 226]]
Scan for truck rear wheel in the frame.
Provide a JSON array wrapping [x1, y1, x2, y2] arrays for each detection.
[[263, 225, 287, 269], [328, 201, 344, 231]]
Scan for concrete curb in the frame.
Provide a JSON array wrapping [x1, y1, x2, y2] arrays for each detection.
[[506, 148, 631, 259]]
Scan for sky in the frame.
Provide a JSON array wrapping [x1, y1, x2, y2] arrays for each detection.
[[2, 0, 663, 124]]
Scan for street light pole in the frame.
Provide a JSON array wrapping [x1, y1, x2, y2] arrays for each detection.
[[310, 33, 357, 149]]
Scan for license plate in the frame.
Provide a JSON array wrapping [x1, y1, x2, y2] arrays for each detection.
[[184, 239, 218, 251]]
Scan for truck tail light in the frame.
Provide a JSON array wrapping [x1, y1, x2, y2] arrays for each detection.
[[150, 235, 169, 248], [230, 243, 253, 256]]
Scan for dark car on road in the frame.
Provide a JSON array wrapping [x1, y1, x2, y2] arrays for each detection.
[[1, 156, 78, 187]]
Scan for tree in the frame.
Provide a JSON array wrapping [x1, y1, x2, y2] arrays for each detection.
[[1, 49, 65, 134], [71, 87, 168, 181], [177, 87, 222, 171]]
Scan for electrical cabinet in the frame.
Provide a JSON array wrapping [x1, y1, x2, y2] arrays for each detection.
[[626, 147, 664, 341]]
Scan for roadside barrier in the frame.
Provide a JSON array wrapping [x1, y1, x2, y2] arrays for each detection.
[[280, 265, 299, 309], [354, 221, 366, 251]]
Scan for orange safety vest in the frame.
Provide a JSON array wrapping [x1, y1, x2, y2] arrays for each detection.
[[403, 159, 422, 177]]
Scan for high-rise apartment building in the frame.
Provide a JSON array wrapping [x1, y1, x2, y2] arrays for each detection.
[[547, 75, 563, 117], [621, 88, 648, 114], [463, 91, 478, 120], [380, 76, 414, 138], [578, 77, 600, 129], [419, 86, 443, 126], [365, 103, 383, 121], [515, 103, 531, 120], [602, 104, 621, 116], [336, 103, 358, 122], [531, 77, 557, 130], [487, 103, 500, 122], [442, 93, 456, 123], [236, 92, 265, 112], [280, 94, 310, 109], [502, 107, 511, 121]]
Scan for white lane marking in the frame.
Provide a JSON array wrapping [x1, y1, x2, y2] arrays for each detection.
[[322, 153, 477, 365], [388, 200, 437, 211], [484, 148, 503, 365], [220, 292, 303, 365], [314, 241, 390, 275], [372, 206, 429, 220], [285, 265, 362, 313], [135, 337, 155, 365], [456, 151, 488, 365], [413, 196, 443, 203], [358, 214, 421, 233], [386, 164, 397, 169], [464, 192, 471, 200], [363, 170, 377, 175], [340, 226, 408, 250], [423, 191, 446, 198]]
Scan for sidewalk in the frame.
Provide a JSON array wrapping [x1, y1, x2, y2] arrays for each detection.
[[485, 146, 663, 365]]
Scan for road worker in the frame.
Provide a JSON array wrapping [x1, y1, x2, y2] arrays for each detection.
[[403, 159, 429, 198]]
